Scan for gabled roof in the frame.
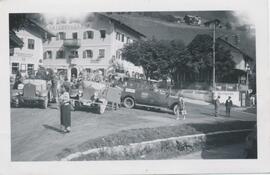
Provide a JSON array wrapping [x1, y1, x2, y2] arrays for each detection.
[[9, 30, 24, 48], [98, 13, 146, 38], [26, 18, 55, 39], [217, 37, 253, 61]]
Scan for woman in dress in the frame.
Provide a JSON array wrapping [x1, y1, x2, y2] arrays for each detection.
[[59, 85, 71, 133], [176, 96, 187, 120]]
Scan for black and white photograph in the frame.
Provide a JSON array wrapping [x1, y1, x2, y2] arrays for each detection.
[[9, 10, 257, 161], [1, 0, 270, 174]]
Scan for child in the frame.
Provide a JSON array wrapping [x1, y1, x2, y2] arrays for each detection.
[[176, 96, 187, 120]]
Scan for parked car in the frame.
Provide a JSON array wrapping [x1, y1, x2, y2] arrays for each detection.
[[120, 78, 179, 115], [11, 79, 50, 108], [70, 81, 108, 114]]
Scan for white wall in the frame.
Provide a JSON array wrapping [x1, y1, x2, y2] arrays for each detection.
[[10, 29, 43, 74]]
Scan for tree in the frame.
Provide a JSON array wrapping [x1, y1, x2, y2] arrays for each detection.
[[121, 38, 185, 81], [186, 34, 236, 83]]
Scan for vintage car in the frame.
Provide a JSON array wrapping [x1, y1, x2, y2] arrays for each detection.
[[70, 81, 108, 114], [11, 79, 50, 108], [71, 81, 122, 114], [120, 78, 179, 115]]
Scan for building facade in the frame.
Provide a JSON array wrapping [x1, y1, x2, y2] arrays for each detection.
[[43, 13, 145, 80], [9, 19, 54, 77]]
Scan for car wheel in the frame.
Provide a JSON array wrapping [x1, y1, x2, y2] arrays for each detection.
[[42, 97, 48, 109], [74, 101, 80, 110], [173, 104, 179, 115], [123, 97, 135, 109]]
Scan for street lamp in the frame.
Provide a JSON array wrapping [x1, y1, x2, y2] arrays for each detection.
[[204, 19, 221, 91], [246, 63, 251, 89]]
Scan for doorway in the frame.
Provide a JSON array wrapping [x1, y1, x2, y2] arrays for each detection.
[[71, 67, 78, 78]]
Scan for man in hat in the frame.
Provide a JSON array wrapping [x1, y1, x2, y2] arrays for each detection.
[[214, 96, 221, 117], [225, 96, 233, 117]]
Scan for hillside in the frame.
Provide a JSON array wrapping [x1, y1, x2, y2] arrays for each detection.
[[105, 13, 256, 61]]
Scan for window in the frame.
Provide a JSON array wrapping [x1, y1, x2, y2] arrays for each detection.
[[12, 63, 19, 74], [116, 32, 121, 40], [100, 30, 106, 38], [70, 50, 79, 58], [44, 51, 52, 59], [126, 37, 130, 44], [83, 31, 94, 39], [28, 39, 35, 49], [121, 34, 125, 42], [116, 50, 121, 59], [98, 49, 105, 58], [57, 32, 66, 40], [85, 68, 91, 73], [56, 50, 65, 59], [83, 50, 93, 58], [72, 32, 78, 39], [27, 64, 34, 72]]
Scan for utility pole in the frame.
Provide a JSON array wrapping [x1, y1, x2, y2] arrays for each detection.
[[204, 19, 221, 91], [212, 23, 216, 91]]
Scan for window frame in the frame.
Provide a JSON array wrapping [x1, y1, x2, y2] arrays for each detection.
[[121, 34, 125, 42], [27, 64, 34, 72], [83, 50, 93, 58], [28, 39, 35, 49], [56, 50, 65, 59], [100, 30, 106, 39], [12, 62, 19, 74], [98, 49, 105, 58], [58, 32, 66, 40], [83, 30, 94, 39]]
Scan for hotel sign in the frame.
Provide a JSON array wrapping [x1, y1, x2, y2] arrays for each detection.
[[15, 52, 33, 58]]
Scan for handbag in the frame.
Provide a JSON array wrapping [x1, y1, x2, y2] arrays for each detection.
[[181, 109, 187, 115]]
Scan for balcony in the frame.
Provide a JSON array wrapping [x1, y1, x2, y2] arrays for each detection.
[[63, 39, 81, 49]]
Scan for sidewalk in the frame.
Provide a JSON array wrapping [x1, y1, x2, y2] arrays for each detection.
[[184, 98, 211, 106]]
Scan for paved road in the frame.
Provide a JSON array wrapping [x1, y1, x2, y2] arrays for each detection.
[[173, 143, 246, 159], [11, 101, 256, 161]]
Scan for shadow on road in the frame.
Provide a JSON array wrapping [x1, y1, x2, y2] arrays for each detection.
[[43, 124, 65, 134], [187, 121, 256, 159], [134, 105, 172, 115]]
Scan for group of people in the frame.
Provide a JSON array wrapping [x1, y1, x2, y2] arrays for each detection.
[[175, 95, 235, 121], [214, 96, 233, 117]]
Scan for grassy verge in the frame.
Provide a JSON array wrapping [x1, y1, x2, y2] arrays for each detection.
[[56, 120, 256, 160]]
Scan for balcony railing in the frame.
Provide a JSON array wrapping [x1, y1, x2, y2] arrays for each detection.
[[63, 39, 81, 48]]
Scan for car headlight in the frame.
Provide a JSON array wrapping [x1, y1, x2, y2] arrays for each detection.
[[79, 90, 83, 97]]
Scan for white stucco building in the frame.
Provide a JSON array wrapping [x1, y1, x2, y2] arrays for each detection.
[[43, 13, 145, 79], [9, 19, 55, 77]]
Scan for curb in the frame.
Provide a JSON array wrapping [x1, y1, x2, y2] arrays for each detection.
[[61, 129, 253, 161]]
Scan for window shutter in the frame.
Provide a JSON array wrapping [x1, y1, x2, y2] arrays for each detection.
[[90, 31, 93, 39], [43, 52, 47, 59], [83, 51, 86, 58], [90, 50, 93, 58], [83, 32, 86, 39]]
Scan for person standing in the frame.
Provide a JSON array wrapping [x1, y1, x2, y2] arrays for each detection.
[[176, 96, 187, 120], [59, 85, 71, 133], [214, 96, 221, 117], [225, 96, 233, 117]]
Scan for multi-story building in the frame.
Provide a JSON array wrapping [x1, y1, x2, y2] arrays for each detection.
[[9, 19, 55, 77], [43, 13, 145, 80]]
